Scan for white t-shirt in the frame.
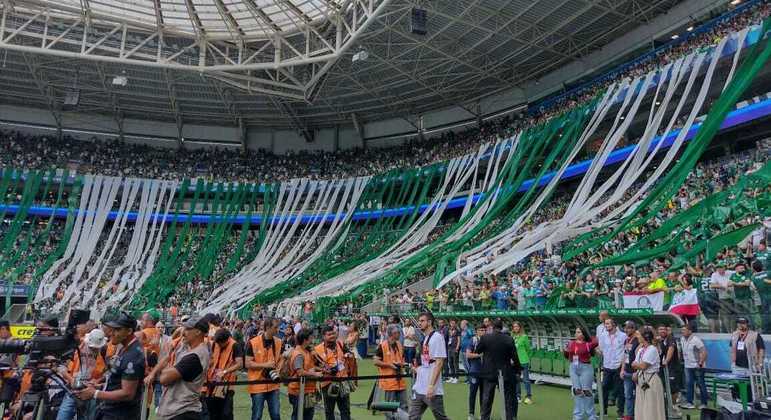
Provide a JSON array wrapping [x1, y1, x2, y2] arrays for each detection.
[[403, 326, 417, 348], [413, 330, 447, 396], [680, 335, 706, 369], [337, 324, 349, 344], [293, 322, 302, 334], [598, 330, 627, 369], [710, 270, 735, 300], [635, 344, 661, 374]]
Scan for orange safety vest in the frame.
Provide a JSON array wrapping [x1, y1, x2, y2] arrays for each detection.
[[247, 335, 282, 394], [142, 327, 161, 357], [287, 347, 316, 397], [205, 337, 237, 397], [167, 336, 184, 366], [376, 341, 406, 391], [105, 342, 117, 359], [314, 342, 347, 389], [68, 348, 108, 381]]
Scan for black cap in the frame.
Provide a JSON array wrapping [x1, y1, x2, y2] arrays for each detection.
[[183, 316, 209, 334], [214, 328, 231, 343], [104, 312, 137, 329]]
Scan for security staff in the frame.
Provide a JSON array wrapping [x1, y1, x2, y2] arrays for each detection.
[[205, 329, 243, 420], [315, 325, 353, 420], [245, 318, 283, 420], [373, 324, 408, 419], [75, 312, 145, 420], [287, 329, 322, 420]]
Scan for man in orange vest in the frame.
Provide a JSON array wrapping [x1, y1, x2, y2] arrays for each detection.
[[139, 312, 162, 410], [204, 328, 243, 420], [245, 318, 282, 420], [314, 325, 354, 420], [373, 324, 408, 418], [287, 329, 322, 420]]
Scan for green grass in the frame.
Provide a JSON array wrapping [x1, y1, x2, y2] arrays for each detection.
[[154, 359, 703, 419], [220, 361, 593, 419]]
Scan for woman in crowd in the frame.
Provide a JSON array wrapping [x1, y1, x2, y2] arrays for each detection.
[[347, 321, 362, 359], [512, 321, 533, 404], [632, 328, 665, 420], [564, 326, 598, 420]]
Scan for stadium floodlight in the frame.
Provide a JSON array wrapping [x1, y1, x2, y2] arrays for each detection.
[[352, 49, 369, 63], [112, 75, 128, 87]]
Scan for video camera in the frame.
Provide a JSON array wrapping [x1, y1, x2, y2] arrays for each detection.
[[0, 309, 89, 367]]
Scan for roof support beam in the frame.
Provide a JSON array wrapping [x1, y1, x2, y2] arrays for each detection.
[[20, 53, 61, 134]]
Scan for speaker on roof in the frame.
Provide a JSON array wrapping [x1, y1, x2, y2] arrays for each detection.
[[411, 8, 427, 35], [63, 89, 80, 108]]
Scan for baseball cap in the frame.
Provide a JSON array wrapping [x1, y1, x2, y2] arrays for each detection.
[[183, 316, 209, 334], [84, 329, 108, 348], [737, 317, 750, 324], [104, 312, 136, 329]]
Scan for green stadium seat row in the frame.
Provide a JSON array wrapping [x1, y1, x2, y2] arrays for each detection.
[[527, 349, 601, 378]]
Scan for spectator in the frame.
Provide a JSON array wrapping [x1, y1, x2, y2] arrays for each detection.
[[679, 322, 708, 410], [563, 326, 597, 420], [471, 318, 520, 420], [465, 324, 485, 420], [620, 320, 639, 420], [511, 321, 533, 405], [631, 328, 665, 420], [730, 317, 765, 375], [597, 318, 625, 419]]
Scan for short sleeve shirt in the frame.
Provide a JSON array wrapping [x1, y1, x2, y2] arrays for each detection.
[[413, 331, 447, 396], [101, 339, 146, 415]]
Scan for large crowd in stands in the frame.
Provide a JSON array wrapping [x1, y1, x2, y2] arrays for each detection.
[[0, 1, 767, 323], [0, 2, 766, 187], [381, 147, 771, 334]]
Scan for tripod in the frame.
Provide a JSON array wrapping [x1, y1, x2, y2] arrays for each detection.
[[14, 368, 75, 420]]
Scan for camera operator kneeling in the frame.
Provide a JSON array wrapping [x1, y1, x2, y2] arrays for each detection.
[[156, 317, 210, 420], [74, 313, 146, 420]]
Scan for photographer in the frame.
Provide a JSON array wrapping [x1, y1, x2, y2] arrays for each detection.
[[74, 313, 145, 420], [631, 327, 664, 420], [0, 320, 19, 408], [314, 325, 353, 420], [58, 329, 109, 420], [245, 317, 282, 420], [204, 329, 243, 420], [373, 324, 408, 419], [287, 329, 322, 420], [156, 316, 210, 420]]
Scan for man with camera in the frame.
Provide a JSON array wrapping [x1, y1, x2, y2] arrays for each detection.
[[373, 324, 408, 419], [287, 329, 323, 420], [156, 316, 210, 420], [245, 317, 283, 420], [58, 328, 109, 420], [314, 325, 354, 420], [204, 329, 243, 420], [74, 313, 145, 420]]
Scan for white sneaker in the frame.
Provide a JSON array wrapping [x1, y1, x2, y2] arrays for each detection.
[[679, 402, 695, 409], [698, 404, 708, 410]]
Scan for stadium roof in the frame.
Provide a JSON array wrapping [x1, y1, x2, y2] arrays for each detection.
[[0, 0, 715, 131]]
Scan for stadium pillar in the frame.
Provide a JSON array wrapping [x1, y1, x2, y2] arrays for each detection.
[[351, 113, 365, 149], [334, 124, 340, 152], [175, 117, 184, 150], [239, 118, 247, 154]]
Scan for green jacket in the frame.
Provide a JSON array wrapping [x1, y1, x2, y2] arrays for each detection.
[[514, 334, 531, 365]]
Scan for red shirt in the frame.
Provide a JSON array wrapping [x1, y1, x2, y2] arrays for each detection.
[[564, 340, 597, 364]]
